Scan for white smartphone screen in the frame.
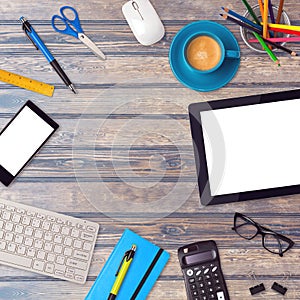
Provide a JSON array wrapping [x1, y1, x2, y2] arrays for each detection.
[[0, 105, 55, 176]]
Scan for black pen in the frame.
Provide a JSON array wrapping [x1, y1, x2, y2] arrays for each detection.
[[20, 16, 77, 94]]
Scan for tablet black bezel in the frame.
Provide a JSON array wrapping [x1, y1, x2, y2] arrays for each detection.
[[189, 89, 300, 206], [0, 100, 59, 186]]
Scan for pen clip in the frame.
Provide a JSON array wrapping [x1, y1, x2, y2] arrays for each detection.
[[115, 250, 130, 276], [21, 18, 39, 50]]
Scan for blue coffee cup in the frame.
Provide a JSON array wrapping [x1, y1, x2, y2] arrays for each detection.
[[183, 31, 240, 74]]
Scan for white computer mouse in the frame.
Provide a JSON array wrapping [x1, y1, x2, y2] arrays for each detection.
[[122, 0, 165, 46]]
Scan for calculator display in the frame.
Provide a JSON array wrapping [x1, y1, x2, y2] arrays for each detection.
[[184, 250, 216, 265]]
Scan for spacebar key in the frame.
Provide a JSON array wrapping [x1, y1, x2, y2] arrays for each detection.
[[0, 252, 32, 268]]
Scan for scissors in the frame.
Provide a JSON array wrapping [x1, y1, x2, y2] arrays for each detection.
[[51, 6, 106, 60]]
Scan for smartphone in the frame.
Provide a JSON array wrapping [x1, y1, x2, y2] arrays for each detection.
[[178, 240, 230, 300], [0, 100, 59, 186]]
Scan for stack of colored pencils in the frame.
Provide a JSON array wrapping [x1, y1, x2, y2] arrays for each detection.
[[220, 0, 298, 66]]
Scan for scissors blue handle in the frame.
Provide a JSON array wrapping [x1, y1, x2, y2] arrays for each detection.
[[51, 6, 83, 38]]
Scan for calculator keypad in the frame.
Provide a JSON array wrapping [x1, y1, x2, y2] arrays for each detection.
[[185, 264, 226, 300]]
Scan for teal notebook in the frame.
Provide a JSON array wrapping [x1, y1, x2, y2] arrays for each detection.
[[85, 229, 170, 300]]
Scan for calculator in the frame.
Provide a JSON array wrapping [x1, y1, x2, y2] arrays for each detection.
[[178, 240, 230, 300]]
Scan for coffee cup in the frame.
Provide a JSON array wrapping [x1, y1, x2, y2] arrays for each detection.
[[183, 32, 240, 74]]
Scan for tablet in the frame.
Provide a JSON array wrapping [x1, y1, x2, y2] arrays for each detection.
[[0, 101, 59, 186], [189, 89, 300, 205]]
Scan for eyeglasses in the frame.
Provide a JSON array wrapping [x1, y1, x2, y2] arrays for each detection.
[[232, 212, 294, 257]]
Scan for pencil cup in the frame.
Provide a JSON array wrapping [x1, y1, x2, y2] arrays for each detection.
[[240, 4, 291, 53], [183, 32, 240, 74]]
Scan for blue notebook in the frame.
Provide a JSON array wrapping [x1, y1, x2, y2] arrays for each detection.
[[85, 229, 170, 300]]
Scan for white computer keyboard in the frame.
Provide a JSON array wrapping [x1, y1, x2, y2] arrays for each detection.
[[0, 198, 99, 284]]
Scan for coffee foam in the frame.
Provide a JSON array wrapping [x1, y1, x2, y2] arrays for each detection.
[[186, 35, 222, 71]]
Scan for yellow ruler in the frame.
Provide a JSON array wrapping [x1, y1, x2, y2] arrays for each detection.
[[0, 69, 54, 97]]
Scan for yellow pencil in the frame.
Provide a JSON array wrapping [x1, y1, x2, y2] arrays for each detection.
[[263, 0, 269, 38], [265, 23, 300, 31]]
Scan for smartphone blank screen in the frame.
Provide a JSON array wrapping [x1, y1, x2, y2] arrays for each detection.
[[0, 105, 55, 176], [200, 98, 300, 196]]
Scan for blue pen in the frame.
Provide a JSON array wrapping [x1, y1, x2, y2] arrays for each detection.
[[20, 16, 76, 94]]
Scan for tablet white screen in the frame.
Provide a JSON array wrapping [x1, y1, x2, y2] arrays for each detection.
[[0, 106, 54, 176], [201, 98, 300, 196]]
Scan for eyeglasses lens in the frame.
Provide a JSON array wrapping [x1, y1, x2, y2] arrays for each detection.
[[263, 234, 290, 254], [235, 216, 258, 239]]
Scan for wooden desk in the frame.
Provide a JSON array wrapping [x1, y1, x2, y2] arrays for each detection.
[[0, 0, 299, 299]]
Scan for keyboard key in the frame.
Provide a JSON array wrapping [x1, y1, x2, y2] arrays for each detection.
[[87, 226, 97, 233], [34, 230, 44, 239], [54, 235, 63, 244], [7, 243, 16, 252], [22, 216, 31, 225], [12, 214, 21, 223], [45, 263, 54, 273], [83, 242, 92, 251], [61, 227, 70, 236], [81, 232, 94, 242], [54, 245, 63, 254], [64, 237, 73, 247], [44, 242, 53, 252], [2, 211, 11, 220], [52, 224, 61, 233], [17, 245, 26, 255], [66, 258, 87, 271], [71, 228, 80, 238], [34, 240, 43, 249], [24, 238, 33, 247], [27, 248, 36, 257], [32, 219, 41, 228], [5, 232, 14, 241], [37, 250, 46, 260], [33, 260, 45, 271], [6, 206, 15, 212], [5, 222, 14, 231], [0, 251, 32, 268], [64, 247, 73, 257], [56, 255, 65, 265], [25, 227, 33, 236], [47, 253, 55, 262], [74, 240, 83, 249], [15, 234, 24, 244], [42, 221, 51, 231], [36, 213, 46, 220], [0, 241, 6, 250], [15, 225, 24, 234], [74, 250, 89, 261], [44, 232, 53, 241]]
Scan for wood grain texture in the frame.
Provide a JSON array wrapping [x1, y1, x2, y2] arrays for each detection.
[[0, 0, 300, 299]]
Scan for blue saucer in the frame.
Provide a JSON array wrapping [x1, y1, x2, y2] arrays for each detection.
[[169, 21, 240, 92]]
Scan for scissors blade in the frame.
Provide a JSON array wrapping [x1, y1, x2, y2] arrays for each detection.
[[78, 33, 106, 60]]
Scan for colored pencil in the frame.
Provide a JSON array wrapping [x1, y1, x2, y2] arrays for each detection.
[[241, 0, 261, 24], [276, 0, 285, 24], [221, 7, 262, 31], [220, 14, 280, 66], [257, 0, 272, 48], [257, 0, 264, 19], [254, 33, 280, 65], [268, 27, 300, 36], [265, 23, 300, 32], [249, 36, 297, 56], [268, 0, 276, 24], [248, 37, 300, 43], [263, 0, 269, 38], [220, 14, 261, 35]]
